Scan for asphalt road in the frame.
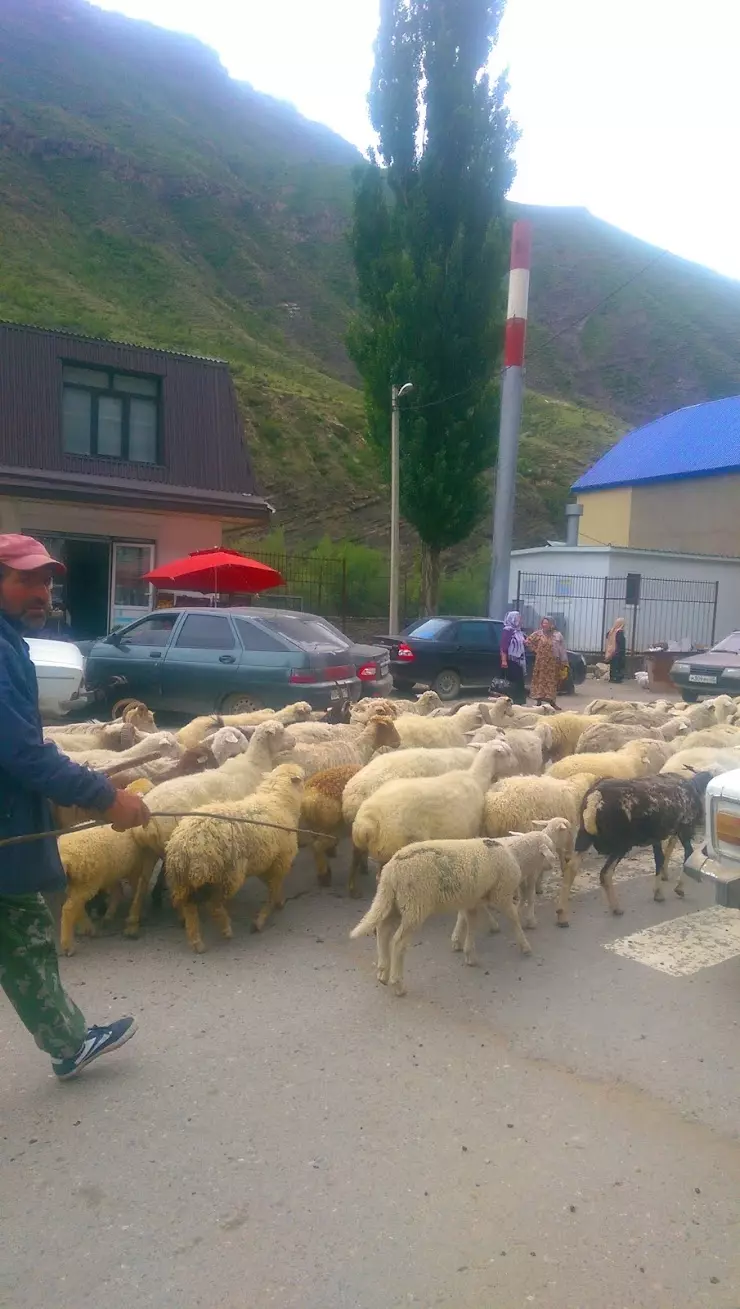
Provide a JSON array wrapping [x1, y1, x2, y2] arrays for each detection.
[[2, 833, 740, 1309]]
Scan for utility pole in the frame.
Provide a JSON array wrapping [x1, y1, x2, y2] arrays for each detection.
[[488, 220, 533, 618], [389, 381, 413, 634]]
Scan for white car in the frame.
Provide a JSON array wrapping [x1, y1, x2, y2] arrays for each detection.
[[25, 637, 95, 718]]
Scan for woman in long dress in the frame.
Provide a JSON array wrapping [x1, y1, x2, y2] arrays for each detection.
[[526, 617, 567, 707], [605, 617, 627, 683]]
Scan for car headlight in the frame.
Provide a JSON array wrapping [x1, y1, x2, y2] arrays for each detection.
[[671, 662, 690, 673], [722, 668, 740, 679]]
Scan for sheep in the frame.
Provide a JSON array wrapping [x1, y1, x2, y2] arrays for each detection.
[[572, 770, 713, 919], [275, 714, 400, 780], [480, 774, 597, 925], [352, 741, 514, 868], [176, 701, 312, 750], [451, 823, 564, 943], [674, 724, 740, 752], [164, 763, 305, 951], [539, 712, 607, 761], [342, 746, 480, 827], [547, 738, 670, 782], [392, 712, 475, 749], [44, 720, 140, 755], [350, 690, 442, 724], [132, 718, 294, 861], [299, 764, 364, 894], [63, 729, 181, 771], [428, 703, 489, 731], [660, 745, 740, 780], [575, 719, 687, 755], [350, 837, 533, 995], [467, 725, 545, 775], [58, 828, 159, 955]]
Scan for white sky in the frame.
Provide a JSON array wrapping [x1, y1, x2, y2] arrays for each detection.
[[90, 0, 740, 279]]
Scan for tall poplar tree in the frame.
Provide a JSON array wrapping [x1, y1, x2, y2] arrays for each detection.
[[348, 0, 518, 612]]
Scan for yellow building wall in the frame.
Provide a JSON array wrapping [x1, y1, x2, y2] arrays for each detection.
[[576, 488, 632, 547], [628, 476, 740, 555]]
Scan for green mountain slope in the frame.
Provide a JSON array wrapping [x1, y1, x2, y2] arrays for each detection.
[[0, 0, 737, 555]]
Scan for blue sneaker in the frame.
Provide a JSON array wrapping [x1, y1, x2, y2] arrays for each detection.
[[52, 1017, 138, 1081]]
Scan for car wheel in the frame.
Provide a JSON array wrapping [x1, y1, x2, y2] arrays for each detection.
[[681, 690, 700, 704], [220, 692, 265, 714], [392, 678, 415, 692], [433, 668, 462, 701]]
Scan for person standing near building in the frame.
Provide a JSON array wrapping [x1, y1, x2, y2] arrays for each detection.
[[526, 616, 568, 708], [0, 535, 149, 1081], [605, 617, 627, 683], [498, 611, 528, 704]]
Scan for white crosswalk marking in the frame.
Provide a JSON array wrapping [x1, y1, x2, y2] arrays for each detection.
[[605, 906, 740, 976]]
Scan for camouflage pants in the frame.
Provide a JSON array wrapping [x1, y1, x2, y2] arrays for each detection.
[[0, 893, 86, 1059]]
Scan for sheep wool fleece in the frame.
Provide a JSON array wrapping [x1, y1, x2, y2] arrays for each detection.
[[0, 893, 86, 1059]]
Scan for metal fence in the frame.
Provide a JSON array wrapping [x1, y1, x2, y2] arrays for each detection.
[[249, 552, 349, 626], [516, 571, 719, 655]]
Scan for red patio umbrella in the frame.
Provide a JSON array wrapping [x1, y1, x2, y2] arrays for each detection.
[[143, 548, 285, 595]]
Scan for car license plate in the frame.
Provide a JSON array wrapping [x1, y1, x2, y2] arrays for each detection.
[[331, 687, 350, 701], [689, 674, 717, 684]]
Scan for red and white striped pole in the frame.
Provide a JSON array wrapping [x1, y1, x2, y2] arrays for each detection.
[[488, 219, 533, 618]]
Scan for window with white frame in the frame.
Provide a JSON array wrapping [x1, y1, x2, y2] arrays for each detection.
[[61, 364, 160, 463]]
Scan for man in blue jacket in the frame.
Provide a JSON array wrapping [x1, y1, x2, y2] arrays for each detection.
[[0, 534, 150, 1080]]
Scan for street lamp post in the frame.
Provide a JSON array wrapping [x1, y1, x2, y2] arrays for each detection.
[[389, 381, 414, 635]]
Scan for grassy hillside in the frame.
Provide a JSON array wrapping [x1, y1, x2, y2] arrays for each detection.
[[1, 0, 737, 556]]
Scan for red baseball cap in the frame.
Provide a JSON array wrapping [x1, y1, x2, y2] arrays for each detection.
[[0, 534, 66, 576]]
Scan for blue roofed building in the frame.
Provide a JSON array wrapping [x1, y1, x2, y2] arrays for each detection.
[[571, 396, 740, 555]]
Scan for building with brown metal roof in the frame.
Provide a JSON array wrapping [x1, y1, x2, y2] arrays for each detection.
[[0, 322, 270, 637]]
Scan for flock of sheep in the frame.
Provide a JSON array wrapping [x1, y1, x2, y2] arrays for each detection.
[[43, 687, 740, 996]]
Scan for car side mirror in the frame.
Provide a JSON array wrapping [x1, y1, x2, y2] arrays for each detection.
[[107, 630, 123, 646]]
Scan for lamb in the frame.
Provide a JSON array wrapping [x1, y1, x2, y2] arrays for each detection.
[[132, 718, 293, 860], [547, 738, 669, 782], [451, 822, 564, 943], [392, 712, 475, 749], [352, 741, 513, 868], [350, 837, 533, 995], [275, 714, 400, 780], [176, 701, 312, 751], [299, 764, 365, 894], [342, 746, 480, 827], [58, 828, 159, 955], [571, 770, 713, 919], [660, 745, 740, 780], [164, 763, 305, 951]]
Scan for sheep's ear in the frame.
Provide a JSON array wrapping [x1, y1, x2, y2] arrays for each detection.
[[508, 829, 527, 836], [531, 819, 548, 829]]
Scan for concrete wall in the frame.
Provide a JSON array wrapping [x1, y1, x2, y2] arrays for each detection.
[[0, 497, 222, 562], [629, 475, 740, 555], [577, 487, 632, 547]]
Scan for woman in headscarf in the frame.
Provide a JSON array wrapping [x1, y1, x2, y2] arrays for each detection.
[[526, 617, 568, 707], [605, 617, 627, 683], [499, 611, 527, 704]]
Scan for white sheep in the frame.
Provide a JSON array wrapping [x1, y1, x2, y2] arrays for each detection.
[[63, 730, 180, 771], [451, 823, 563, 943], [575, 720, 686, 753], [164, 763, 305, 951], [392, 712, 473, 749], [480, 772, 598, 925], [342, 746, 479, 827], [58, 827, 159, 955], [176, 701, 312, 751], [675, 724, 740, 752], [132, 718, 294, 859], [350, 690, 442, 724], [660, 745, 740, 780], [547, 738, 670, 782], [275, 714, 400, 779], [481, 727, 545, 776], [352, 741, 514, 867], [350, 836, 532, 995]]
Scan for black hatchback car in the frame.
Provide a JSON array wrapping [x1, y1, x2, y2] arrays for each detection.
[[83, 607, 392, 714], [382, 616, 587, 700]]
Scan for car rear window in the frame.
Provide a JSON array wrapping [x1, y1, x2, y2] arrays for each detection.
[[713, 633, 740, 654], [234, 619, 290, 653], [408, 619, 452, 640], [260, 615, 350, 651]]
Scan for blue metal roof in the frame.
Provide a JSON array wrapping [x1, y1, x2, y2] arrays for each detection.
[[573, 395, 740, 491]]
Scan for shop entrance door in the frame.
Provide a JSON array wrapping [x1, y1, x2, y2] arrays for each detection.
[[65, 539, 111, 640]]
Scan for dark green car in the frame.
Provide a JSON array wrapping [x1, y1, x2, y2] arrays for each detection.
[[83, 607, 390, 714]]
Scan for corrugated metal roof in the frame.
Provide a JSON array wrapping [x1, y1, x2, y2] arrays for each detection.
[[0, 320, 226, 365], [573, 395, 740, 491]]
